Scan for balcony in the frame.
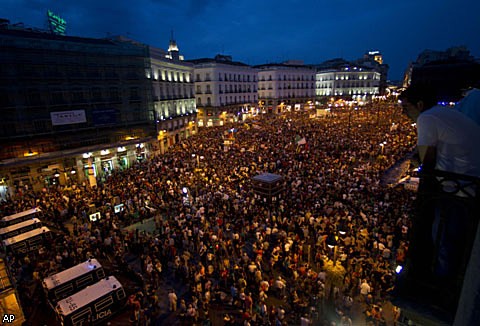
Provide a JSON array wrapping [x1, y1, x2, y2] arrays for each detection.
[[393, 169, 480, 325]]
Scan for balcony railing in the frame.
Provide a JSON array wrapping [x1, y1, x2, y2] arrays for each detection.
[[393, 169, 480, 325]]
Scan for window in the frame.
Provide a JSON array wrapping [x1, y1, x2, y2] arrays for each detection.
[[95, 296, 113, 312], [52, 90, 66, 105], [71, 308, 92, 325], [108, 87, 119, 101], [95, 269, 105, 279], [92, 87, 102, 100], [116, 288, 126, 301], [129, 87, 139, 99], [54, 283, 74, 299], [76, 274, 94, 289], [71, 89, 83, 102]]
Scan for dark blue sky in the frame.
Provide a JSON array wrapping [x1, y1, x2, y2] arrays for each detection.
[[3, 0, 480, 81]]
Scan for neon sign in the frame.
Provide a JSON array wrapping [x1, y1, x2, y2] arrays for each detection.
[[47, 10, 67, 35]]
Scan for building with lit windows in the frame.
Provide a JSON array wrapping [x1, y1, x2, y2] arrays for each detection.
[[148, 39, 196, 154], [189, 55, 258, 127], [355, 50, 389, 95], [0, 21, 156, 194], [255, 61, 316, 114], [403, 46, 480, 99], [315, 58, 381, 101]]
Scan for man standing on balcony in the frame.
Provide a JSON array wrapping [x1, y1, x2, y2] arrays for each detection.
[[399, 83, 480, 280]]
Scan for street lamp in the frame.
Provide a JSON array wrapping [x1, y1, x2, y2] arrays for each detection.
[[192, 153, 200, 167], [380, 141, 387, 154], [338, 219, 348, 236], [326, 233, 338, 263]]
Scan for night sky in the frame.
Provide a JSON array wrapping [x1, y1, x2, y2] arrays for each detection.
[[3, 0, 480, 81]]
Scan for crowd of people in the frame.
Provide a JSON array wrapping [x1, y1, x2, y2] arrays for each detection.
[[1, 103, 417, 325]]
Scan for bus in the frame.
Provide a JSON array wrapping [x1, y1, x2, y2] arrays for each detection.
[[55, 276, 126, 326], [43, 258, 106, 305], [0, 218, 42, 240], [2, 226, 52, 255], [1, 208, 42, 227]]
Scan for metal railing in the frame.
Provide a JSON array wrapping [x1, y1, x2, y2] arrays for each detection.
[[393, 169, 480, 324]]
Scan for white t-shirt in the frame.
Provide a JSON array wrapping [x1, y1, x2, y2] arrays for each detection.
[[360, 282, 371, 295], [417, 105, 480, 178], [456, 89, 480, 126]]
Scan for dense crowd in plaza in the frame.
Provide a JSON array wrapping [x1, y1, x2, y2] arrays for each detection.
[[0, 104, 416, 325]]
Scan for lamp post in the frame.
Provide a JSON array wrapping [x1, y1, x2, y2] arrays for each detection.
[[192, 153, 200, 168], [326, 234, 338, 263], [380, 141, 387, 154]]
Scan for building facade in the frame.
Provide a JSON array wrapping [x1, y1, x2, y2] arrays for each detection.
[[355, 50, 389, 95], [315, 66, 381, 100], [403, 46, 480, 100], [255, 61, 316, 114], [189, 55, 258, 127], [314, 51, 388, 102], [148, 42, 196, 154], [0, 23, 156, 195]]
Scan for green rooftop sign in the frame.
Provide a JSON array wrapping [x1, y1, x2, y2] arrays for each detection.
[[47, 10, 66, 35]]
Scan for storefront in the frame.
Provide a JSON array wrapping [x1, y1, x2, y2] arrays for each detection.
[[0, 259, 25, 326], [100, 149, 114, 176], [117, 146, 129, 170]]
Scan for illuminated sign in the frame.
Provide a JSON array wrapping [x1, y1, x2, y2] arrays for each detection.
[[51, 110, 86, 126], [47, 10, 67, 35]]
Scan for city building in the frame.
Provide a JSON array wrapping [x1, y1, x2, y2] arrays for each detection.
[[147, 38, 196, 154], [255, 61, 316, 114], [0, 21, 156, 195], [403, 46, 480, 100], [355, 50, 389, 95], [189, 55, 258, 127], [315, 59, 381, 101]]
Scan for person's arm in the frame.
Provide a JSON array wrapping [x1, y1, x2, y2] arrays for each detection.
[[417, 145, 436, 170], [416, 112, 438, 171]]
